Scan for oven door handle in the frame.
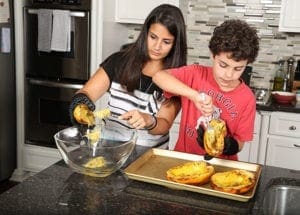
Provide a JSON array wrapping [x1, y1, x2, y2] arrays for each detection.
[[28, 79, 83, 90], [27, 9, 86, 18]]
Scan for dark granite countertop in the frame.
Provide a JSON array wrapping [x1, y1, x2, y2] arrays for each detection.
[[257, 98, 300, 113], [0, 146, 300, 215]]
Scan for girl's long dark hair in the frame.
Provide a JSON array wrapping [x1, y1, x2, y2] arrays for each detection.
[[118, 4, 187, 92]]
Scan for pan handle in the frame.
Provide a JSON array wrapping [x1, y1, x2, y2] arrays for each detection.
[[28, 78, 83, 90]]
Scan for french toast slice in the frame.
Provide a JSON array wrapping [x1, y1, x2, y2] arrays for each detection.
[[166, 161, 215, 185], [210, 169, 256, 194]]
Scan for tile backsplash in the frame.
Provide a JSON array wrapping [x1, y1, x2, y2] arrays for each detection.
[[127, 0, 300, 89]]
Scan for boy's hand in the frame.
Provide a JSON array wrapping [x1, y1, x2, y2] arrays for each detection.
[[223, 136, 239, 155], [192, 92, 213, 117], [196, 125, 205, 148]]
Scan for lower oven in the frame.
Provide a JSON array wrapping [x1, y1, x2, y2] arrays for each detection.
[[25, 78, 83, 148]]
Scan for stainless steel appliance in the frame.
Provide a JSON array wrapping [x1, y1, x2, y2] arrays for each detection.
[[253, 88, 270, 105], [24, 0, 90, 81], [24, 0, 91, 148], [25, 80, 82, 147], [0, 0, 16, 181]]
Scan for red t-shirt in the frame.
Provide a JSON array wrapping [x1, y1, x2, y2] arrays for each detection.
[[165, 64, 256, 160]]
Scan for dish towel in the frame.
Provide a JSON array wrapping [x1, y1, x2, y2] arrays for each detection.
[[50, 10, 71, 52], [37, 9, 53, 52]]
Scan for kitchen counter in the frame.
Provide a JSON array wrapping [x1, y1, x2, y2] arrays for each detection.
[[0, 146, 300, 215], [257, 98, 300, 113]]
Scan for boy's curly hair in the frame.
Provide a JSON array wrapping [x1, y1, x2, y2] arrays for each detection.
[[209, 19, 259, 64]]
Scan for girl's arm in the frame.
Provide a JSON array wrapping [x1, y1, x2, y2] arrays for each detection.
[[77, 67, 110, 102], [119, 97, 181, 135], [148, 97, 181, 135]]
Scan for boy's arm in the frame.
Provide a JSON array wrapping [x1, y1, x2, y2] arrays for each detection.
[[153, 70, 213, 116], [153, 70, 198, 99]]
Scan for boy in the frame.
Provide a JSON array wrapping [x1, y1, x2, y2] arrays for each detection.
[[152, 19, 259, 160]]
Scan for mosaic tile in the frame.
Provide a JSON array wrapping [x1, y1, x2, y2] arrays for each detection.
[[125, 0, 300, 89], [260, 1, 273, 3]]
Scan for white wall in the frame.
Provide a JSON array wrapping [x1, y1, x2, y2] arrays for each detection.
[[102, 0, 128, 61], [95, 0, 130, 110]]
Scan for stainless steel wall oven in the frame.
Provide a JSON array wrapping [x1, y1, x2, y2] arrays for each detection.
[[24, 0, 91, 147]]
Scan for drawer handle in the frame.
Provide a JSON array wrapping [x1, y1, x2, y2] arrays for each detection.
[[289, 125, 296, 131], [294, 144, 300, 148]]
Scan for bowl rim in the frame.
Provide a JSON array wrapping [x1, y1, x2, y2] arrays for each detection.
[[271, 91, 296, 96], [54, 125, 137, 149]]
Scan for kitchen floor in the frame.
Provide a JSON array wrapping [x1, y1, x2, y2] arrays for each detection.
[[0, 180, 19, 194]]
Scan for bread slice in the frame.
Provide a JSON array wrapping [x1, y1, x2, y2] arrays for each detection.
[[166, 161, 215, 185], [73, 106, 111, 126], [210, 169, 256, 194], [73, 104, 95, 125]]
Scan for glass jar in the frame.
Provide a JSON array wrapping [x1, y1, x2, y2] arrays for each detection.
[[273, 59, 285, 91]]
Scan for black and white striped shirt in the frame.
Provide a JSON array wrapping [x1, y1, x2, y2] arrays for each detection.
[[100, 52, 169, 148]]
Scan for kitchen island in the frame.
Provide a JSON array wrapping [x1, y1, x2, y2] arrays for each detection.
[[0, 146, 299, 215]]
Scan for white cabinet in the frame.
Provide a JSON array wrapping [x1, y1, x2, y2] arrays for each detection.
[[169, 122, 179, 150], [279, 0, 300, 32], [115, 0, 179, 24], [238, 133, 260, 163], [238, 112, 261, 163], [169, 111, 181, 150], [269, 111, 300, 138], [266, 136, 300, 170], [261, 111, 300, 170]]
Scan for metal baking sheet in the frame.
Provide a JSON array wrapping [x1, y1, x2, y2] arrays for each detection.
[[124, 148, 262, 202]]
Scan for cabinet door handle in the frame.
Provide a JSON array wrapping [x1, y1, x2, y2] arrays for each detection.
[[294, 144, 300, 148], [289, 125, 296, 130]]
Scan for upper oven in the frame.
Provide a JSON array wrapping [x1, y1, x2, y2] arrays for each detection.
[[24, 0, 92, 148], [24, 0, 91, 82]]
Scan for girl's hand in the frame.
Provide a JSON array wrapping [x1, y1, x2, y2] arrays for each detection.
[[119, 110, 153, 130], [192, 92, 213, 117]]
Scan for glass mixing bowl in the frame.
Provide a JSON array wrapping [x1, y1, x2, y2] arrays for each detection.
[[54, 124, 137, 177]]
